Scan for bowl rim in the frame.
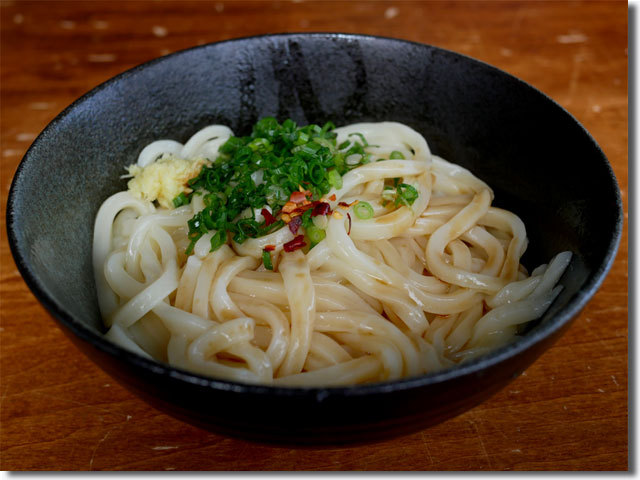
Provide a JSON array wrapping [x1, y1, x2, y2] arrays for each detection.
[[6, 32, 624, 397]]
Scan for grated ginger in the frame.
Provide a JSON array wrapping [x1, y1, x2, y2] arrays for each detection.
[[126, 154, 208, 209]]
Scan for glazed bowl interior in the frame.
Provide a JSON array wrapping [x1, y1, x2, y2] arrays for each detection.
[[7, 33, 622, 443]]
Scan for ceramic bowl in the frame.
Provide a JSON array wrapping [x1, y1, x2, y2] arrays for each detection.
[[6, 33, 622, 444]]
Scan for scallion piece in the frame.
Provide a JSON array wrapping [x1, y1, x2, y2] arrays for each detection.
[[262, 250, 273, 270], [309, 161, 325, 184], [247, 137, 272, 152], [306, 225, 326, 245], [389, 150, 405, 159], [348, 132, 369, 146], [172, 192, 191, 208], [327, 169, 342, 189], [381, 186, 396, 202], [396, 183, 419, 207], [294, 131, 309, 145], [353, 201, 374, 219], [210, 230, 227, 251], [300, 208, 314, 229]]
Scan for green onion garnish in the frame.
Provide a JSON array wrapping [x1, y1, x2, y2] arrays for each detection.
[[175, 118, 417, 254], [300, 208, 314, 230], [306, 225, 326, 245], [262, 250, 273, 270], [348, 132, 369, 146], [353, 201, 374, 219], [395, 183, 419, 207], [389, 150, 405, 159], [210, 230, 227, 251], [172, 192, 191, 208], [327, 169, 342, 189]]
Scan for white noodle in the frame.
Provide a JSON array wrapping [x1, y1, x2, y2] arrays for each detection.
[[93, 122, 571, 384]]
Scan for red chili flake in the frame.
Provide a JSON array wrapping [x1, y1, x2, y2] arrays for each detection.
[[283, 235, 306, 252], [311, 202, 331, 217], [329, 194, 337, 201], [297, 202, 315, 213], [347, 212, 352, 235], [282, 201, 297, 213], [288, 215, 302, 234], [288, 203, 315, 218], [338, 201, 350, 210], [261, 208, 275, 226], [290, 191, 308, 204], [264, 244, 276, 252]]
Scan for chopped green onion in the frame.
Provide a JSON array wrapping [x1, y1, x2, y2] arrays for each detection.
[[313, 137, 335, 152], [172, 192, 191, 208], [233, 218, 260, 244], [309, 161, 325, 184], [295, 131, 310, 145], [333, 153, 345, 173], [262, 250, 273, 270], [327, 169, 342, 189], [320, 121, 335, 135], [306, 225, 326, 245], [396, 183, 419, 207], [353, 201, 374, 219], [312, 213, 328, 229], [210, 230, 227, 251], [218, 136, 244, 155], [348, 132, 369, 146], [389, 150, 405, 159], [179, 118, 385, 255], [382, 186, 396, 202], [185, 237, 198, 256], [300, 208, 314, 229], [247, 137, 272, 152], [265, 184, 287, 206]]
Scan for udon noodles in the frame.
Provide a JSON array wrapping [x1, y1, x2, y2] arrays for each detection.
[[93, 121, 571, 386]]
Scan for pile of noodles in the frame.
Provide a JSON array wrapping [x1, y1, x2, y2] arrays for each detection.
[[93, 122, 571, 386]]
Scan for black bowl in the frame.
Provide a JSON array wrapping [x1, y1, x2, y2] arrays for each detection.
[[6, 33, 622, 445]]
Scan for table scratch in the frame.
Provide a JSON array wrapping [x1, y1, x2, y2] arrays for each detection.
[[31, 391, 130, 421], [420, 432, 435, 465], [477, 432, 492, 469], [89, 428, 114, 470], [0, 385, 10, 412], [469, 417, 493, 469], [566, 48, 586, 105]]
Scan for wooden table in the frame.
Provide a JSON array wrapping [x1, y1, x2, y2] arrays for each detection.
[[0, 0, 628, 471]]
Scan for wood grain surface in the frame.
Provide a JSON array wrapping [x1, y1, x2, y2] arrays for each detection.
[[0, 0, 628, 471]]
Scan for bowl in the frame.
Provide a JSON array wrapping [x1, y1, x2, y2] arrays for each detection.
[[6, 33, 622, 445]]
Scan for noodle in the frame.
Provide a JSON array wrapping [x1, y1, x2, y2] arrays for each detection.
[[93, 120, 571, 386]]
